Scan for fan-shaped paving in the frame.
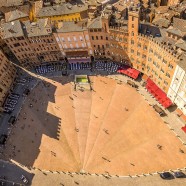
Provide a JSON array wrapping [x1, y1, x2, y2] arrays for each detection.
[[2, 75, 186, 175]]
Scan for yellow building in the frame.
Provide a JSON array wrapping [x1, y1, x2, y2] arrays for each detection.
[[33, 3, 88, 25]]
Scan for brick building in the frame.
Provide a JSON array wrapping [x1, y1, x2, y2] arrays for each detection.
[[1, 19, 61, 69], [0, 50, 16, 111], [53, 21, 92, 62]]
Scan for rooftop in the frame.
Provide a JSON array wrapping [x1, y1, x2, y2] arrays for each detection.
[[0, 0, 24, 7], [56, 21, 87, 33], [4, 5, 29, 22], [36, 4, 88, 18], [167, 27, 184, 37], [2, 20, 24, 39], [23, 19, 52, 37], [87, 16, 102, 29], [173, 17, 186, 34]]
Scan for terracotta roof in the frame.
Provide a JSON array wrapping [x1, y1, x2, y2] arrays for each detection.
[[167, 28, 184, 37], [0, 0, 24, 7], [173, 17, 186, 33], [175, 39, 186, 51], [152, 17, 171, 28]]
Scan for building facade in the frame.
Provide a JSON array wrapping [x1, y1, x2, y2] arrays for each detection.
[[1, 19, 61, 69], [54, 21, 93, 60], [0, 49, 16, 110], [167, 54, 186, 114]]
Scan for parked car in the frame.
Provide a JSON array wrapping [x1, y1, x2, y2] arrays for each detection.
[[173, 171, 185, 178], [160, 172, 173, 179], [20, 175, 28, 184]]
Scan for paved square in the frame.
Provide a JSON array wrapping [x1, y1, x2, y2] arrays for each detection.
[[2, 75, 186, 175]]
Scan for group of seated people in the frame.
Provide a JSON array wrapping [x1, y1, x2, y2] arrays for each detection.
[[4, 93, 20, 113], [69, 62, 91, 70], [95, 61, 119, 73], [35, 61, 120, 74], [35, 63, 67, 74]]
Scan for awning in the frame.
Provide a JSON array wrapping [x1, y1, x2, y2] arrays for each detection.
[[181, 126, 186, 133], [68, 58, 90, 63], [145, 78, 172, 108], [117, 66, 140, 80]]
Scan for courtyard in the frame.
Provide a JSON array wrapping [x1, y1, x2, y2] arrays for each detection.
[[1, 75, 186, 176]]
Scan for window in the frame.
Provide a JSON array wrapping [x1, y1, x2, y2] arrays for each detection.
[[92, 36, 94, 40], [142, 54, 146, 59], [82, 43, 85, 48], [132, 24, 134, 28], [131, 40, 134, 44], [132, 17, 134, 21], [106, 37, 108, 40], [13, 43, 20, 47], [149, 48, 153, 53], [131, 32, 134, 36], [143, 45, 147, 50], [73, 36, 77, 41], [137, 52, 140, 56], [70, 44, 73, 48], [131, 49, 134, 53], [168, 64, 173, 69], [101, 36, 103, 40], [61, 37, 65, 42], [166, 72, 170, 78], [79, 36, 83, 41], [85, 35, 89, 40], [160, 68, 164, 73], [67, 37, 71, 42], [164, 81, 168, 85], [96, 36, 98, 40], [163, 59, 167, 64], [137, 43, 141, 48]]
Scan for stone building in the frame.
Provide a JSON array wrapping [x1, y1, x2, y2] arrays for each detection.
[[167, 54, 186, 115], [88, 16, 110, 59], [0, 49, 16, 111], [1, 19, 61, 69], [53, 21, 93, 62]]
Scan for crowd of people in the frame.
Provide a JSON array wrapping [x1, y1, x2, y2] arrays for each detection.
[[4, 93, 20, 114], [34, 61, 120, 75], [69, 62, 91, 70], [95, 61, 119, 73], [35, 63, 67, 74]]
